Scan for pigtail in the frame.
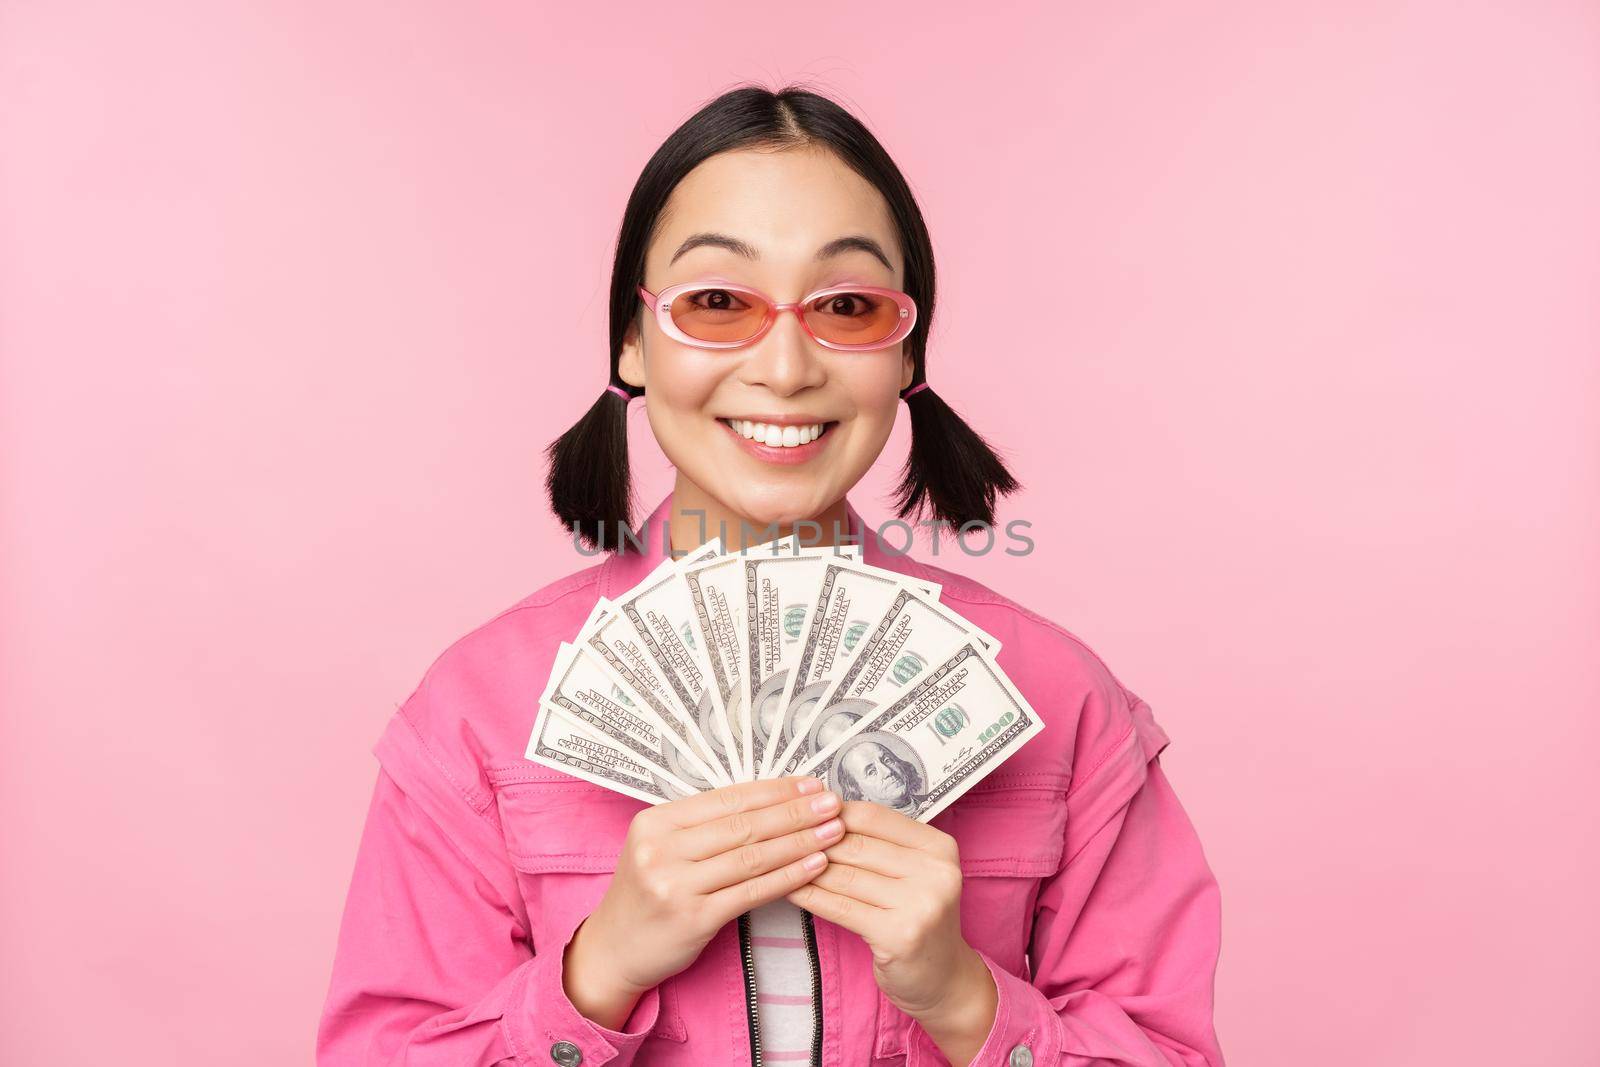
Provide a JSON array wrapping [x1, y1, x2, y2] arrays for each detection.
[[893, 380, 1021, 532], [544, 383, 638, 552]]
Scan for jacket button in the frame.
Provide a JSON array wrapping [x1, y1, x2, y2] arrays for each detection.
[[549, 1040, 582, 1066], [1008, 1045, 1033, 1067]]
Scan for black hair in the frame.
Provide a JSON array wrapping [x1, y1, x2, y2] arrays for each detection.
[[545, 82, 1021, 552]]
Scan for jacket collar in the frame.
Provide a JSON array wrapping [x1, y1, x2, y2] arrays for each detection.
[[599, 491, 907, 598]]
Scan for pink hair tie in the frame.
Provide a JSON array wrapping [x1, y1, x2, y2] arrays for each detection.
[[901, 382, 930, 400], [606, 384, 633, 402]]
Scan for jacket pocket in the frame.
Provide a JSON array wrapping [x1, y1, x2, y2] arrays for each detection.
[[488, 762, 639, 871], [945, 769, 1070, 877], [873, 771, 1069, 1061], [485, 761, 688, 1043]]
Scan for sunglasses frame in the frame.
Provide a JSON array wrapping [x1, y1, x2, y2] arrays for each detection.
[[637, 281, 918, 352]]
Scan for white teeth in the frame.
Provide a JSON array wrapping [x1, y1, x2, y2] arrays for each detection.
[[722, 419, 829, 448]]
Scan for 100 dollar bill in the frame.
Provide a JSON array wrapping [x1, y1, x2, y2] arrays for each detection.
[[613, 541, 738, 778], [761, 560, 941, 779], [801, 642, 1044, 823], [540, 640, 722, 791], [773, 586, 1001, 776], [527, 649, 699, 804]]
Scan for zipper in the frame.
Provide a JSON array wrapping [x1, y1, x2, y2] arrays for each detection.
[[738, 910, 764, 1067], [800, 907, 823, 1067], [739, 907, 825, 1067]]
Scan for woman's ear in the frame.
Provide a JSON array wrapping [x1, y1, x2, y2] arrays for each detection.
[[617, 318, 646, 389], [900, 351, 916, 391]]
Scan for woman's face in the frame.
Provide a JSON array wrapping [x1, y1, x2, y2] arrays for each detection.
[[617, 146, 915, 529]]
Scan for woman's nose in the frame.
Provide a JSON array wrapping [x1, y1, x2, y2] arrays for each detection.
[[738, 308, 827, 396]]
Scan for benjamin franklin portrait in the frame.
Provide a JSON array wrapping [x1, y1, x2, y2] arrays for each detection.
[[830, 731, 930, 817]]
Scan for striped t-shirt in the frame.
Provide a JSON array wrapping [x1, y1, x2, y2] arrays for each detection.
[[748, 898, 818, 1061]]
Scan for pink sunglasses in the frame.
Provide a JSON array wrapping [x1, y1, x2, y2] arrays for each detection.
[[637, 281, 917, 352]]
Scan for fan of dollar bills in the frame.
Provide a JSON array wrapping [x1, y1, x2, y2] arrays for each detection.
[[527, 534, 1044, 823]]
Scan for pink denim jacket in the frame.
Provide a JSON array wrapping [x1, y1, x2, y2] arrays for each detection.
[[317, 493, 1225, 1066]]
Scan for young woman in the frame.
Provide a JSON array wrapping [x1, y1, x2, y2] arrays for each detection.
[[318, 86, 1224, 1067]]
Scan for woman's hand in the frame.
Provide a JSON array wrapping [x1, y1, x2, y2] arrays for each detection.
[[785, 801, 999, 1066], [562, 775, 844, 1029]]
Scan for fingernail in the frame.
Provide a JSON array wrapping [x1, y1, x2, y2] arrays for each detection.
[[802, 851, 827, 871], [815, 818, 843, 841], [795, 777, 823, 795], [811, 792, 840, 815]]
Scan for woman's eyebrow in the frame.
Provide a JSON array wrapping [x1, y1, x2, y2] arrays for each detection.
[[669, 232, 893, 271]]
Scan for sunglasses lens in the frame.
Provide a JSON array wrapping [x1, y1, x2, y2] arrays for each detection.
[[668, 288, 771, 344], [804, 291, 904, 347]]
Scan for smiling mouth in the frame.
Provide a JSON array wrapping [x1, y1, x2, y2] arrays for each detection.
[[718, 418, 837, 449]]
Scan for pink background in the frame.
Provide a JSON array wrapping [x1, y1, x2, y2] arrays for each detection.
[[3, 3, 1596, 1063]]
